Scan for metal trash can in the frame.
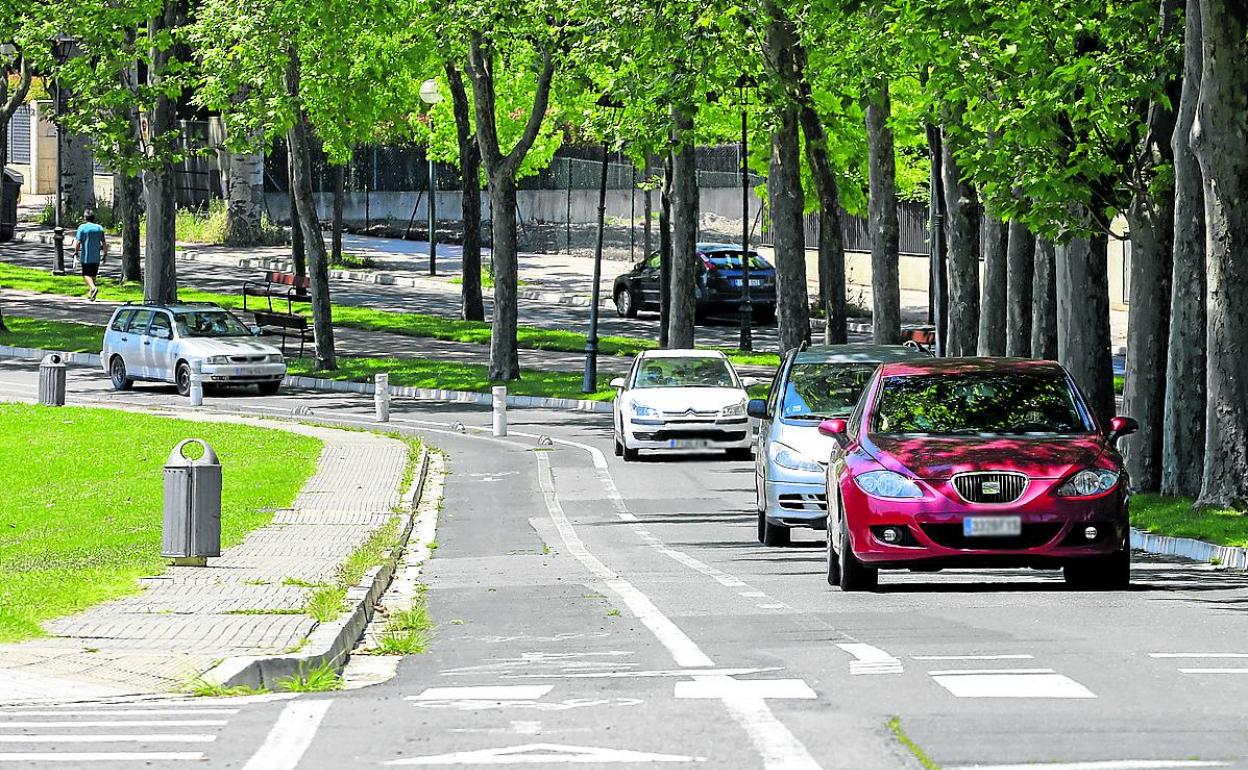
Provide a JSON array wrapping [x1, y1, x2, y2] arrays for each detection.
[[0, 168, 21, 243], [161, 439, 222, 566], [37, 353, 66, 406]]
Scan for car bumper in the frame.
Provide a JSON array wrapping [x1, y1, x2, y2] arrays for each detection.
[[763, 477, 828, 529], [202, 363, 287, 384], [623, 419, 752, 452], [841, 483, 1128, 567]]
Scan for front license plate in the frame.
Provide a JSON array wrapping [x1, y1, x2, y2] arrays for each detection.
[[667, 439, 710, 449], [963, 516, 1022, 537]]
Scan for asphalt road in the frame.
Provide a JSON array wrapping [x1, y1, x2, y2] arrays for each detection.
[[0, 362, 1240, 770]]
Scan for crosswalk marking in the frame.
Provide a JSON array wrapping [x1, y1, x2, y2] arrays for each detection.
[[0, 720, 228, 728], [0, 709, 238, 717], [0, 734, 218, 743], [0, 752, 206, 762], [931, 672, 1096, 699]]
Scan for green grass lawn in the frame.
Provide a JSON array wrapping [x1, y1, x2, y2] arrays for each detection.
[[0, 316, 104, 353], [1132, 493, 1248, 549], [0, 404, 323, 642]]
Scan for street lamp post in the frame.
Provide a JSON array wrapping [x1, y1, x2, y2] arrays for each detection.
[[736, 74, 756, 352], [582, 95, 625, 394], [51, 34, 76, 276], [419, 79, 443, 276]]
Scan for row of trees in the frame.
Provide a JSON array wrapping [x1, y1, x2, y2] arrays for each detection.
[[1, 0, 1246, 509]]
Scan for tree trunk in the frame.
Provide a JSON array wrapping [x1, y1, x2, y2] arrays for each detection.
[[659, 146, 673, 348], [446, 64, 484, 322], [1192, 0, 1248, 508], [977, 213, 1008, 355], [116, 171, 142, 283], [1056, 232, 1115, 424], [799, 116, 847, 345], [769, 104, 809, 353], [285, 55, 335, 371], [287, 140, 306, 278], [864, 85, 899, 346], [331, 163, 344, 265], [223, 148, 263, 245], [60, 115, 96, 219], [941, 128, 980, 357], [1005, 220, 1035, 357], [487, 174, 519, 380], [1162, 0, 1207, 498], [142, 2, 181, 305], [1032, 236, 1058, 359], [668, 103, 699, 349]]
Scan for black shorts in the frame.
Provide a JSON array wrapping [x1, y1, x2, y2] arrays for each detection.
[[81, 262, 100, 278]]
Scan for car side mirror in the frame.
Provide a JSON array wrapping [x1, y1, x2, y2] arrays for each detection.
[[746, 399, 770, 420], [818, 418, 849, 445], [609, 377, 626, 390], [1107, 416, 1139, 444], [249, 324, 261, 336]]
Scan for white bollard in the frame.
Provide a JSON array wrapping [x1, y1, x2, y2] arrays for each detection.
[[492, 385, 507, 437], [189, 359, 204, 407], [374, 373, 390, 422]]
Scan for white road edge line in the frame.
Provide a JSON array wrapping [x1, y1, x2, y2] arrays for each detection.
[[241, 699, 332, 770], [945, 760, 1229, 770]]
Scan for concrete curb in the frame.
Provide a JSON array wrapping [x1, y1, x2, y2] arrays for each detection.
[[1131, 527, 1248, 570], [203, 447, 431, 690], [0, 345, 614, 414]]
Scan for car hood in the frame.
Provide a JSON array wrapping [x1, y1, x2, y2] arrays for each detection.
[[626, 387, 747, 413], [863, 434, 1107, 480], [773, 421, 838, 465], [177, 336, 283, 357]]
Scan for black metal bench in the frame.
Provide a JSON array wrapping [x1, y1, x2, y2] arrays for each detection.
[[252, 309, 313, 358], [243, 271, 312, 314]]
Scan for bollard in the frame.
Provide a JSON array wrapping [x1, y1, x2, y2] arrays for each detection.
[[161, 439, 222, 567], [37, 353, 67, 407], [375, 373, 391, 422], [492, 385, 507, 437], [189, 359, 204, 406]]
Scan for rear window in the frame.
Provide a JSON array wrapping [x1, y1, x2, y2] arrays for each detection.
[[873, 372, 1093, 436], [702, 251, 769, 270], [781, 363, 877, 420]]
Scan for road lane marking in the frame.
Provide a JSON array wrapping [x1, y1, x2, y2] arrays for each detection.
[[719, 698, 821, 770], [757, 603, 790, 610], [912, 654, 1034, 661], [0, 734, 216, 743], [931, 673, 1096, 699], [837, 643, 904, 675], [927, 668, 1056, 676], [409, 686, 554, 701], [674, 676, 817, 700], [946, 761, 1229, 770], [506, 667, 779, 679], [739, 591, 767, 598], [386, 742, 705, 765], [1150, 653, 1248, 658], [240, 699, 332, 770], [0, 720, 228, 728], [0, 753, 205, 762], [0, 709, 238, 717]]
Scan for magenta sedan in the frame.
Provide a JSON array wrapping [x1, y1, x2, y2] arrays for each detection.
[[819, 358, 1138, 591]]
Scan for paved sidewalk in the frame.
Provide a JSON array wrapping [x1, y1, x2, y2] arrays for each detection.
[[0, 415, 408, 702]]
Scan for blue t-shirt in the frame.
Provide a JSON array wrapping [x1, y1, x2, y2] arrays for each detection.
[[75, 223, 105, 264]]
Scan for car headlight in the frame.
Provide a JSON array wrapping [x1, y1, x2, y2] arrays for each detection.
[[854, 470, 924, 499], [266, 353, 285, 363], [1057, 468, 1120, 497], [206, 355, 229, 365], [630, 401, 659, 418], [771, 442, 823, 473], [721, 401, 747, 418]]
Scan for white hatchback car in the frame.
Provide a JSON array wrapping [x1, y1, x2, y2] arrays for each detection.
[[611, 349, 757, 461], [101, 303, 287, 396]]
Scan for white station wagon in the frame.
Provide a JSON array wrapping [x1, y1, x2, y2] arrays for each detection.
[[101, 303, 287, 396]]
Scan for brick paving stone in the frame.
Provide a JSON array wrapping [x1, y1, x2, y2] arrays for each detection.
[[0, 419, 409, 701]]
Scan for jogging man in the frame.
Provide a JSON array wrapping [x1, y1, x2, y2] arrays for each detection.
[[71, 210, 108, 301]]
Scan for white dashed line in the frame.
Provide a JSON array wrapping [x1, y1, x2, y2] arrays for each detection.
[[408, 686, 554, 701], [240, 699, 333, 770], [931, 672, 1096, 699]]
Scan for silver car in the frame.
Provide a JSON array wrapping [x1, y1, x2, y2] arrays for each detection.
[[747, 344, 928, 547], [102, 303, 287, 396]]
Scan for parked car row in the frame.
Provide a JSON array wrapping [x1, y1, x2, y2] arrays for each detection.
[[613, 243, 778, 324], [613, 343, 1138, 592]]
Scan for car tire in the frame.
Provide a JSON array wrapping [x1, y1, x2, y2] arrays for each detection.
[[175, 361, 191, 397], [109, 356, 133, 392], [726, 447, 752, 461], [613, 434, 623, 457], [621, 436, 639, 462], [757, 512, 767, 544], [825, 508, 842, 586], [614, 288, 639, 318], [838, 515, 878, 591], [257, 381, 282, 396], [761, 517, 790, 547], [1064, 542, 1131, 590]]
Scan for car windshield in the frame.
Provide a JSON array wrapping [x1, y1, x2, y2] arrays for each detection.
[[174, 310, 252, 338], [872, 372, 1093, 435], [633, 357, 737, 389], [704, 251, 770, 270], [781, 363, 877, 420]]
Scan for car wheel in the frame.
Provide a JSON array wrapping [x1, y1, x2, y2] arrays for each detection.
[[838, 515, 877, 591], [621, 434, 639, 462], [1064, 541, 1131, 590], [613, 433, 623, 457], [175, 361, 191, 397], [761, 517, 790, 547], [826, 511, 842, 586], [109, 356, 133, 391], [257, 381, 281, 396], [614, 288, 638, 318], [757, 512, 767, 544]]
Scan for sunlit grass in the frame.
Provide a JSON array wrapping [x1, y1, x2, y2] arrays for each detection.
[[1132, 493, 1248, 549]]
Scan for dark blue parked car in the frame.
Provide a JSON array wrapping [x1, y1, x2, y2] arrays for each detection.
[[612, 243, 777, 324]]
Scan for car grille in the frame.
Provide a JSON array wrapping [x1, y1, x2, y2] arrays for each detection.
[[229, 354, 269, 363], [921, 523, 1062, 550], [661, 408, 720, 422], [952, 472, 1028, 504], [779, 493, 827, 512]]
